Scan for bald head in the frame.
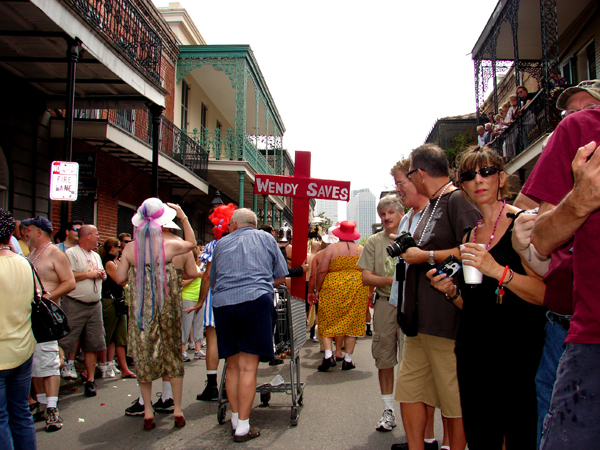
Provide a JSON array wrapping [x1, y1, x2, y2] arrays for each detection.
[[78, 225, 99, 251]]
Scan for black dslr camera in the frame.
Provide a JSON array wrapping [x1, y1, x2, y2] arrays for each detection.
[[386, 231, 418, 258]]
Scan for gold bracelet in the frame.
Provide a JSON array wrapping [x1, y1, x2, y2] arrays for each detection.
[[181, 216, 188, 222]]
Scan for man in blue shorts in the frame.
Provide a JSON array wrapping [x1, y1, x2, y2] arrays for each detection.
[[210, 208, 288, 443]]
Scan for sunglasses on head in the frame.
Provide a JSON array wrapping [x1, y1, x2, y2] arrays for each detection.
[[460, 166, 499, 182]]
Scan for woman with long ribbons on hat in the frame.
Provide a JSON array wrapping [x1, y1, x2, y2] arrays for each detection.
[[115, 198, 197, 430]]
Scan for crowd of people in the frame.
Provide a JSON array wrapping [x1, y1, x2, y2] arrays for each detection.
[[2, 80, 600, 449]]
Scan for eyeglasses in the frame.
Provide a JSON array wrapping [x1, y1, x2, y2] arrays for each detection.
[[460, 166, 500, 182], [395, 180, 407, 188], [565, 103, 600, 116], [406, 168, 420, 179], [71, 228, 79, 232], [123, 240, 132, 244]]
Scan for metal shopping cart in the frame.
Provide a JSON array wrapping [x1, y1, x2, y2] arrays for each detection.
[[217, 285, 307, 426]]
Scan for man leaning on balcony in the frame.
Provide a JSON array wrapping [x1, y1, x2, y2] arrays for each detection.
[[520, 80, 600, 450]]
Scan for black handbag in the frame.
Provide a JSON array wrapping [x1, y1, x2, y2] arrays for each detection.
[[29, 261, 70, 343], [397, 263, 419, 337], [113, 295, 128, 317]]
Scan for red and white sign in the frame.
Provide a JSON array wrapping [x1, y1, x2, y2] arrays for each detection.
[[50, 161, 79, 201], [255, 174, 351, 201]]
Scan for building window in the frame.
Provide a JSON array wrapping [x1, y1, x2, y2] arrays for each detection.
[[72, 193, 96, 225], [587, 42, 597, 80], [117, 204, 135, 236], [201, 103, 208, 131], [181, 79, 190, 131]]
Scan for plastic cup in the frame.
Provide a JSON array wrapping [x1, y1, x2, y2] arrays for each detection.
[[270, 374, 284, 386], [460, 243, 485, 284]]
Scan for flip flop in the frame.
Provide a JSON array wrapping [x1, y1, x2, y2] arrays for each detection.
[[122, 373, 137, 379]]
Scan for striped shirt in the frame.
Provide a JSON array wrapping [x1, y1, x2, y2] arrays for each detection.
[[210, 226, 288, 307]]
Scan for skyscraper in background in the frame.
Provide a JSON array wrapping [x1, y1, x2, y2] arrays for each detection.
[[315, 199, 339, 224], [347, 188, 376, 240]]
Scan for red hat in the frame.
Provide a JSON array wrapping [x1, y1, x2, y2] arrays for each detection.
[[332, 220, 360, 241]]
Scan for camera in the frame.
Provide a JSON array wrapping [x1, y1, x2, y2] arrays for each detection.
[[386, 231, 418, 258], [435, 255, 462, 278]]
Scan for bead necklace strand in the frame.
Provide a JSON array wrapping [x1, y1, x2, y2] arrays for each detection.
[[472, 200, 506, 249], [413, 181, 453, 247], [0, 246, 11, 251], [28, 241, 52, 264]]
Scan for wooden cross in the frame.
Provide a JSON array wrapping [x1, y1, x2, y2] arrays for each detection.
[[255, 151, 351, 299]]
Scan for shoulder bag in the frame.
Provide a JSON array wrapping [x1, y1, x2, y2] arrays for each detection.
[[28, 260, 70, 343]]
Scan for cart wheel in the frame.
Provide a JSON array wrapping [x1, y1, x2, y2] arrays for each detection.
[[259, 392, 271, 407], [297, 393, 303, 406], [217, 403, 227, 425], [290, 406, 299, 426]]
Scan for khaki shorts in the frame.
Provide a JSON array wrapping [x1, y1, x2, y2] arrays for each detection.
[[394, 333, 462, 418], [32, 341, 60, 378], [371, 298, 404, 369], [58, 297, 106, 353]]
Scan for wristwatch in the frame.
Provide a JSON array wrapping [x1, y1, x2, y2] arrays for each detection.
[[445, 286, 461, 302], [428, 250, 435, 265]]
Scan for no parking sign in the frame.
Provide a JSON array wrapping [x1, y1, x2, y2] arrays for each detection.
[[50, 161, 79, 201]]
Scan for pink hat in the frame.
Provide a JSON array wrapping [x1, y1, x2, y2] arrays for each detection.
[[332, 220, 360, 241]]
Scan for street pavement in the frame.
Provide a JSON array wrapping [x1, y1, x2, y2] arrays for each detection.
[[36, 332, 444, 450]]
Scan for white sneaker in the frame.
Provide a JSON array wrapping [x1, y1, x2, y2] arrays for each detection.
[[98, 362, 115, 378], [109, 361, 121, 375], [376, 408, 397, 432], [194, 350, 206, 360], [60, 363, 77, 380], [182, 352, 191, 362], [187, 341, 195, 351]]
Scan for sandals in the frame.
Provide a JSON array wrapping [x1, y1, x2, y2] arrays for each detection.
[[233, 426, 261, 442]]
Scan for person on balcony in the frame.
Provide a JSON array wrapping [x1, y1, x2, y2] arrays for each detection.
[[476, 126, 486, 147], [483, 122, 493, 145], [517, 85, 536, 110]]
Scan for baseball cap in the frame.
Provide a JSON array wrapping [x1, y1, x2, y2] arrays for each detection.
[[556, 79, 600, 110], [21, 216, 53, 234]]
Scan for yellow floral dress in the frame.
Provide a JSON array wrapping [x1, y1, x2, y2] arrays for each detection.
[[318, 245, 369, 337], [128, 262, 184, 382]]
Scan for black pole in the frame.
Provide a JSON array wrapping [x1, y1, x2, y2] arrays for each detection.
[[61, 38, 81, 231], [149, 104, 164, 198]]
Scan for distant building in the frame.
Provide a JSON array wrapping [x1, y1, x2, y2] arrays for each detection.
[[315, 199, 339, 224], [347, 188, 376, 241]]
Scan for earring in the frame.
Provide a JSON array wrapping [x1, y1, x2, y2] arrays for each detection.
[[421, 180, 424, 184]]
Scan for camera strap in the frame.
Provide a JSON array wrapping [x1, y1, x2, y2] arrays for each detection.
[[395, 260, 405, 304]]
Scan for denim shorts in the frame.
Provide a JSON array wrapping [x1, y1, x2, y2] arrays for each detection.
[[213, 293, 275, 361], [541, 343, 600, 449]]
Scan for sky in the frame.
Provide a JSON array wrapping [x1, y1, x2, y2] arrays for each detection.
[[152, 0, 499, 219]]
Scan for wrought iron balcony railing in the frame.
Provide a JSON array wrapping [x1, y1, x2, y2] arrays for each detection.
[[65, 0, 162, 85], [186, 128, 278, 176], [159, 118, 209, 181], [65, 109, 208, 181]]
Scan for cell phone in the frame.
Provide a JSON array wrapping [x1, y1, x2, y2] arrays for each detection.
[[434, 255, 462, 278]]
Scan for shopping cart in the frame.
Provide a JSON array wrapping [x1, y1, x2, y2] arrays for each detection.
[[217, 285, 307, 426]]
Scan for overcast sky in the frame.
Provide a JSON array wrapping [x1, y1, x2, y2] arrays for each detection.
[[153, 0, 499, 218]]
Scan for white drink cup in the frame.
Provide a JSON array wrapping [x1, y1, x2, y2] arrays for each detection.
[[460, 243, 485, 284]]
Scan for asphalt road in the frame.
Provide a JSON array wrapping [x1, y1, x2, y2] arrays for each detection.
[[35, 333, 444, 450]]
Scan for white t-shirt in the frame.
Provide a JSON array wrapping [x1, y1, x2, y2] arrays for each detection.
[[65, 245, 103, 302]]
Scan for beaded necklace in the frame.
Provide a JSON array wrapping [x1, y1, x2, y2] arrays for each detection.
[[28, 241, 52, 264], [413, 181, 453, 246], [0, 246, 11, 251], [472, 200, 506, 249]]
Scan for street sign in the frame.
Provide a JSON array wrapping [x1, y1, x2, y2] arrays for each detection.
[[50, 161, 79, 201]]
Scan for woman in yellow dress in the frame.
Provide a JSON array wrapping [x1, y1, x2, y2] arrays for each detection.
[[316, 221, 369, 371]]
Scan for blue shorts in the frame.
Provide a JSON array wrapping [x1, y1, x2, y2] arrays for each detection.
[[541, 343, 600, 449], [213, 293, 275, 361]]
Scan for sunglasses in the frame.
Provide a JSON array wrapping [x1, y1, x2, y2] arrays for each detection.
[[123, 240, 132, 243], [406, 168, 420, 179], [72, 228, 79, 232], [460, 166, 499, 182]]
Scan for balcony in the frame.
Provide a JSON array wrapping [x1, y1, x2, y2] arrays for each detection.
[[185, 128, 281, 176], [64, 0, 162, 86], [51, 109, 209, 192]]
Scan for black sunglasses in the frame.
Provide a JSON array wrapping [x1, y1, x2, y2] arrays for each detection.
[[123, 240, 132, 243], [460, 166, 499, 182], [406, 168, 420, 179]]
